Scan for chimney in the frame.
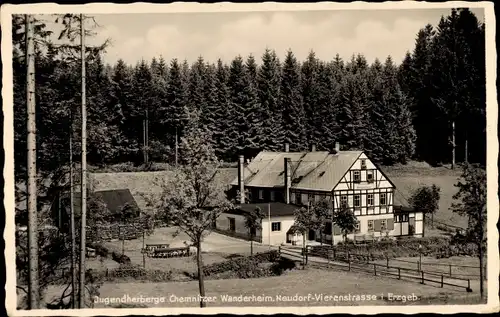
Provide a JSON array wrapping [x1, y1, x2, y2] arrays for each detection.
[[284, 157, 291, 204], [335, 142, 340, 153], [238, 155, 245, 204], [311, 144, 316, 152], [284, 143, 289, 152]]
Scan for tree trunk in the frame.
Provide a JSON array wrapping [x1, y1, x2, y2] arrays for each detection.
[[196, 241, 206, 308], [302, 232, 306, 269], [175, 127, 179, 167], [479, 240, 484, 298], [143, 119, 147, 164], [464, 129, 468, 163], [451, 121, 456, 169], [78, 13, 88, 309], [69, 120, 77, 308], [26, 13, 39, 310], [478, 207, 484, 299], [250, 234, 254, 256]]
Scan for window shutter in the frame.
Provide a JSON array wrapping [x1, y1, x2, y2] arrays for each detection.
[[387, 218, 394, 230], [374, 219, 381, 232], [333, 224, 341, 235]]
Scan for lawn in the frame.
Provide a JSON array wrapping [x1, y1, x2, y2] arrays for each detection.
[[102, 227, 270, 272], [372, 256, 483, 280], [41, 268, 483, 308], [382, 161, 467, 229]]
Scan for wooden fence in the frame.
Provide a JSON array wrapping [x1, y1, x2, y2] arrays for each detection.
[[278, 246, 474, 293]]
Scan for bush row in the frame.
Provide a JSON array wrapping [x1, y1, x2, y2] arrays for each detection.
[[309, 236, 479, 260], [187, 250, 293, 280]]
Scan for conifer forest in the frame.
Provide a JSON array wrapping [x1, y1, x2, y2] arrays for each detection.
[[12, 8, 486, 184]]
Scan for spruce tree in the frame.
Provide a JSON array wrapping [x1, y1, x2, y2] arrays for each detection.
[[163, 59, 189, 163], [258, 48, 283, 151], [214, 59, 234, 161], [301, 51, 321, 148], [226, 55, 263, 159], [280, 50, 307, 151]]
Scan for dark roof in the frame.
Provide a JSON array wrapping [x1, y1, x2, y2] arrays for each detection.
[[231, 202, 300, 217], [59, 188, 140, 216]]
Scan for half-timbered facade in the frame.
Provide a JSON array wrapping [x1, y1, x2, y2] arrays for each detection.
[[229, 143, 424, 245]]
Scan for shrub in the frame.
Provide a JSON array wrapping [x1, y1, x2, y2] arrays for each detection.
[[111, 251, 131, 265], [88, 243, 109, 258], [270, 257, 296, 276]]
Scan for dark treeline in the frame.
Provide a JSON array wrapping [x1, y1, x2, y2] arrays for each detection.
[[13, 8, 485, 184]]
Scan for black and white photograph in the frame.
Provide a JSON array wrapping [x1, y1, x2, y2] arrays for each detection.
[[2, 1, 498, 315]]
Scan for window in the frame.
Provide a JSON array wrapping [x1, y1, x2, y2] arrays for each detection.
[[368, 220, 374, 232], [367, 171, 374, 183], [380, 219, 387, 231], [296, 193, 302, 205], [258, 189, 264, 200], [380, 193, 387, 205], [270, 191, 275, 201], [228, 218, 236, 232], [354, 194, 361, 208], [340, 195, 348, 207], [394, 215, 398, 223], [308, 193, 315, 203], [360, 159, 367, 170], [355, 222, 360, 232], [271, 222, 281, 232], [353, 171, 361, 183], [323, 222, 332, 235], [367, 194, 374, 206]]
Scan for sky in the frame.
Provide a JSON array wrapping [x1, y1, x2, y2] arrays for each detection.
[[46, 8, 484, 66]]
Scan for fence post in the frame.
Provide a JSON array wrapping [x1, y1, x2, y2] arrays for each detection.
[[348, 258, 351, 271], [420, 271, 424, 284], [386, 257, 389, 269], [305, 246, 308, 265], [417, 260, 420, 272], [398, 268, 401, 280], [449, 264, 452, 277], [333, 248, 336, 260], [466, 279, 472, 292], [374, 264, 377, 276], [441, 275, 444, 288]]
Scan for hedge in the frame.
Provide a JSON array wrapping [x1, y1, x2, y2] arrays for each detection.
[[188, 250, 292, 280], [309, 236, 479, 260]]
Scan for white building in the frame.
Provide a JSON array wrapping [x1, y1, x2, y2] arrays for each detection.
[[220, 143, 424, 245]]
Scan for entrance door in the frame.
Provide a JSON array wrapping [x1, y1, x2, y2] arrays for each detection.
[[409, 217, 415, 235], [229, 217, 236, 232], [308, 229, 316, 241]]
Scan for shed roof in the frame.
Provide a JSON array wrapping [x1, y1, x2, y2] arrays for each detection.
[[59, 188, 140, 217]]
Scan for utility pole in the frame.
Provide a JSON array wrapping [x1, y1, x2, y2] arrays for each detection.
[[69, 109, 76, 308], [78, 13, 87, 309], [26, 13, 39, 310]]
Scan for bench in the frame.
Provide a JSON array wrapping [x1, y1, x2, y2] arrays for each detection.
[[149, 246, 191, 258], [353, 234, 375, 244], [86, 247, 97, 258], [141, 243, 170, 254]]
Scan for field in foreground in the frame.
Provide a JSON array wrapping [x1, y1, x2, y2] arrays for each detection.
[[42, 268, 484, 308]]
